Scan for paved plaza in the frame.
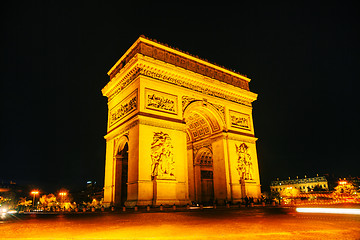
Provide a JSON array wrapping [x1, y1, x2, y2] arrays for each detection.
[[1, 207, 359, 240]]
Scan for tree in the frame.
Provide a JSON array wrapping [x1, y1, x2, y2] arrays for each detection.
[[334, 181, 357, 196], [39, 194, 57, 209], [280, 187, 300, 198]]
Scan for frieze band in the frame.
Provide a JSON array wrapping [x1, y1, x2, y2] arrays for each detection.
[[140, 68, 252, 107], [109, 40, 250, 92], [107, 66, 252, 107]]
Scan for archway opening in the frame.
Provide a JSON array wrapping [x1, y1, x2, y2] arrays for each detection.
[[197, 148, 214, 204], [115, 142, 128, 206], [184, 102, 224, 204], [185, 109, 221, 142]]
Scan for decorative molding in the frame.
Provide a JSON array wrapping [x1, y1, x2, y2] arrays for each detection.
[[226, 132, 257, 144], [229, 110, 251, 131], [105, 65, 253, 108], [106, 66, 141, 102], [138, 117, 186, 132], [182, 96, 225, 123], [109, 90, 138, 127], [193, 142, 213, 156], [211, 103, 225, 123], [145, 88, 178, 115], [105, 119, 139, 140], [108, 37, 250, 91], [182, 96, 196, 111], [139, 68, 252, 107]]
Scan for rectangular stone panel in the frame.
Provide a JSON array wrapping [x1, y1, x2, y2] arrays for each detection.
[[109, 90, 138, 127], [229, 110, 251, 131], [145, 88, 178, 115]]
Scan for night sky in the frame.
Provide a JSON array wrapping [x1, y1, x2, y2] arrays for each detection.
[[1, 1, 359, 193]]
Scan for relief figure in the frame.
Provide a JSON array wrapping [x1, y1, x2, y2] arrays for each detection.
[[235, 143, 254, 180], [151, 132, 175, 179], [147, 94, 175, 112]]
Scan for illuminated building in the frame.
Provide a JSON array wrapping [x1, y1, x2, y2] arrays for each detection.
[[102, 36, 261, 207], [270, 176, 329, 193], [338, 177, 360, 188]]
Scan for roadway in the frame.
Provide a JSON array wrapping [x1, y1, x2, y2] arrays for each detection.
[[1, 207, 359, 239]]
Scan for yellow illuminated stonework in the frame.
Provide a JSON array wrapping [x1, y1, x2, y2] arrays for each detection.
[[102, 36, 260, 207]]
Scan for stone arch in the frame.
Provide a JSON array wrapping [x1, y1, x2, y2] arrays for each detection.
[[184, 101, 225, 204], [194, 147, 213, 166], [183, 100, 225, 143], [114, 135, 129, 155], [114, 135, 129, 206]]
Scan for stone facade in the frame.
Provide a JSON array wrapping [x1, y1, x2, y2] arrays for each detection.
[[270, 176, 329, 193], [102, 36, 260, 207]]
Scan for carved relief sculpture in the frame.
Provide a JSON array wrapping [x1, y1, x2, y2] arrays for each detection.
[[145, 89, 177, 114], [109, 91, 137, 127], [147, 94, 175, 112], [235, 143, 254, 180], [182, 96, 196, 111], [230, 110, 251, 130], [151, 132, 175, 180]]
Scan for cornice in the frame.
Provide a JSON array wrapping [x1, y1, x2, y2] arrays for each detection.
[[137, 36, 250, 80], [104, 118, 139, 140], [102, 57, 257, 107], [107, 36, 251, 91], [102, 55, 140, 98], [138, 54, 258, 103], [226, 131, 258, 144], [138, 114, 187, 132]]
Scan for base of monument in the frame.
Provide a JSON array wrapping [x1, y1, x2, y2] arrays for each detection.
[[123, 199, 190, 207], [124, 200, 152, 207], [152, 199, 180, 206], [232, 198, 243, 204], [102, 202, 111, 208]]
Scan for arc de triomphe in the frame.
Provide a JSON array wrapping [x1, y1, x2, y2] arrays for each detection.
[[102, 36, 260, 207]]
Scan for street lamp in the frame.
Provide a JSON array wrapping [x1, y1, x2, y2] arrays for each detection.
[[58, 191, 67, 210], [31, 190, 39, 207], [59, 192, 67, 202]]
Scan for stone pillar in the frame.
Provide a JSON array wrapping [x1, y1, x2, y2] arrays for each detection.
[[187, 147, 195, 202], [194, 164, 201, 202], [211, 135, 230, 204], [103, 139, 115, 207]]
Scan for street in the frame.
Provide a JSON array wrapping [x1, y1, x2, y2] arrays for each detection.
[[1, 207, 359, 240]]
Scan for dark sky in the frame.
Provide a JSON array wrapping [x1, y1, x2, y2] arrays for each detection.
[[1, 1, 359, 193]]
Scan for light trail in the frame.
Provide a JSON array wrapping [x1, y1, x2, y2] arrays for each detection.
[[296, 207, 360, 215]]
